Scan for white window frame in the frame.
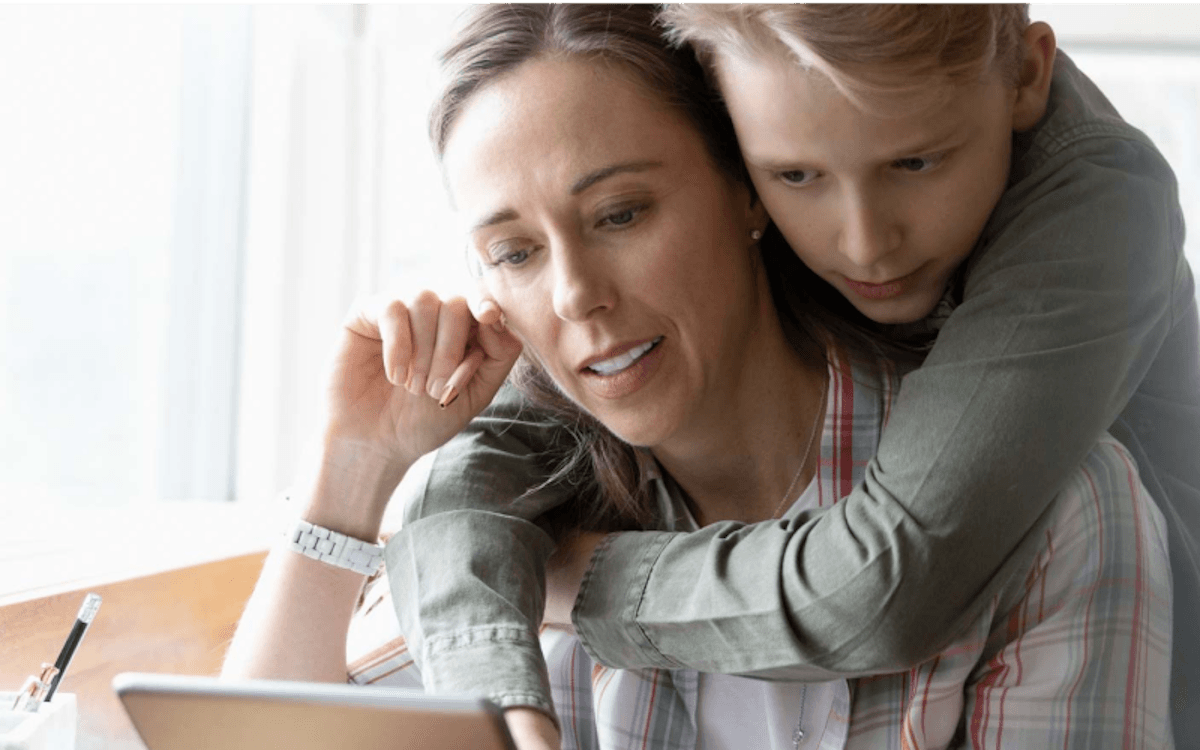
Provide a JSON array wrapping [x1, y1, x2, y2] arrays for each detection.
[[160, 6, 253, 502]]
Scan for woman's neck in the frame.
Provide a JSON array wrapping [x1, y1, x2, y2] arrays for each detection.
[[650, 283, 827, 527]]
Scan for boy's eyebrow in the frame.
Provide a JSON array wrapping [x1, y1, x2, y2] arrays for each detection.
[[743, 153, 804, 172], [884, 128, 964, 159], [745, 130, 964, 172], [470, 160, 664, 233]]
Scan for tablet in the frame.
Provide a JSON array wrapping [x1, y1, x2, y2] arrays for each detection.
[[112, 672, 516, 750]]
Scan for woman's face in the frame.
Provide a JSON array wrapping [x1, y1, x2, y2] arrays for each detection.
[[443, 57, 767, 448]]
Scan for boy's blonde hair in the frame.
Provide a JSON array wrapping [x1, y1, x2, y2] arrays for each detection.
[[660, 4, 1031, 111]]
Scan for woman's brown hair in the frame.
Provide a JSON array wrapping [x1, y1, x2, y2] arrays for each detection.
[[429, 4, 906, 533]]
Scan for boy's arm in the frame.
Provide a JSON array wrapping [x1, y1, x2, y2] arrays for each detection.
[[384, 384, 569, 717], [571, 137, 1186, 676]]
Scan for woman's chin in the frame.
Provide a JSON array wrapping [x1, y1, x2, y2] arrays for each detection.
[[585, 401, 680, 449], [600, 422, 670, 449]]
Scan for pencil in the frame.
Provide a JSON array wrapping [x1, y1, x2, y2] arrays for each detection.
[[43, 592, 101, 702]]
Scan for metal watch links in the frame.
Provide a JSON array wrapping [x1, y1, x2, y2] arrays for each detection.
[[287, 519, 384, 576]]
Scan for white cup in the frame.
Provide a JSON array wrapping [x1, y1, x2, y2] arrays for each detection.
[[0, 693, 76, 750]]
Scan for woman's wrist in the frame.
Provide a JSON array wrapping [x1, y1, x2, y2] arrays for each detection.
[[296, 437, 412, 542]]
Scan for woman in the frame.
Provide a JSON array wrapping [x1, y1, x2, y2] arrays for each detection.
[[224, 5, 1173, 748]]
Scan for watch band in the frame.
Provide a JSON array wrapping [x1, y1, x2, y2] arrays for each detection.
[[287, 519, 384, 576]]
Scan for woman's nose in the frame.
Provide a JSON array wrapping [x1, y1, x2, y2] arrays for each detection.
[[551, 239, 616, 322]]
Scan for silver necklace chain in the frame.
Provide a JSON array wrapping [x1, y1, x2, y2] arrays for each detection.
[[777, 372, 826, 747], [771, 373, 828, 520], [791, 682, 809, 747]]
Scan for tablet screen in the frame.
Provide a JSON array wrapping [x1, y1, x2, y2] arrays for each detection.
[[113, 672, 516, 750]]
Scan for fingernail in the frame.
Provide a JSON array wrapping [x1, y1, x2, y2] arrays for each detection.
[[410, 371, 427, 396], [404, 367, 414, 392], [438, 384, 458, 409], [427, 377, 446, 400]]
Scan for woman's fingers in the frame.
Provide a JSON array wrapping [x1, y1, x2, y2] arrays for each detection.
[[343, 291, 518, 407], [438, 348, 486, 408], [476, 314, 523, 366], [425, 297, 474, 402], [375, 298, 413, 387], [404, 291, 442, 396], [341, 295, 412, 387], [474, 297, 503, 326]]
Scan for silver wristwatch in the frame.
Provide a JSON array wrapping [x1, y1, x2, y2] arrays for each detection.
[[287, 519, 384, 576]]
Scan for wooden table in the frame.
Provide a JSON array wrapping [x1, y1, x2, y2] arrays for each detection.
[[0, 552, 266, 750]]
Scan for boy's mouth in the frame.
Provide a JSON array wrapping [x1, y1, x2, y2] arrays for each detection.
[[843, 269, 919, 300]]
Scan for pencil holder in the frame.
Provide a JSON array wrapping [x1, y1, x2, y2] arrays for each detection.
[[0, 693, 76, 750]]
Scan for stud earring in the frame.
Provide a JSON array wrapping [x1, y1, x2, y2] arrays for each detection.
[[750, 229, 763, 241]]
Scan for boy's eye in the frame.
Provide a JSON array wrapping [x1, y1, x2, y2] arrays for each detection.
[[607, 209, 636, 226], [893, 154, 943, 173], [596, 203, 648, 229], [777, 169, 818, 186]]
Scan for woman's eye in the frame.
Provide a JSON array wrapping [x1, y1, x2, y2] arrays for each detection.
[[502, 249, 530, 265], [778, 170, 817, 186], [487, 245, 535, 268]]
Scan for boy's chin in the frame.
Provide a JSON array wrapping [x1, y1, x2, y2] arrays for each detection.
[[849, 294, 943, 326]]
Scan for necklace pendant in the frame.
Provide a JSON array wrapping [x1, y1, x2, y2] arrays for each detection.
[[792, 725, 805, 747]]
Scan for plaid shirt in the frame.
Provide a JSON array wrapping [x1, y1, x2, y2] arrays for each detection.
[[347, 358, 1174, 749]]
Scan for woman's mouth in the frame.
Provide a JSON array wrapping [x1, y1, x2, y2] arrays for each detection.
[[585, 337, 663, 375], [578, 337, 665, 400]]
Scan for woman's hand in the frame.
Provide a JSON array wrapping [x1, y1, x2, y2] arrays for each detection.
[[225, 293, 521, 685], [325, 292, 523, 466], [304, 292, 523, 537]]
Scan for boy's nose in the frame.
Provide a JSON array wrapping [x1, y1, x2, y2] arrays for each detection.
[[839, 199, 901, 270], [551, 239, 616, 322]]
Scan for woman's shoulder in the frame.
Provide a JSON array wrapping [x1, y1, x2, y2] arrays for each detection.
[[1055, 433, 1170, 547], [991, 431, 1171, 631]]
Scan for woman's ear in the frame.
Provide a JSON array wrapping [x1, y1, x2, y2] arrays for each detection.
[[1011, 21, 1057, 132], [745, 190, 770, 242]]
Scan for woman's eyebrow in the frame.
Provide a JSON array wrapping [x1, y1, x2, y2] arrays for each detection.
[[470, 160, 665, 233], [570, 160, 663, 195], [471, 208, 519, 233]]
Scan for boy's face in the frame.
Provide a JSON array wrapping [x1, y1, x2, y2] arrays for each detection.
[[717, 53, 1019, 325]]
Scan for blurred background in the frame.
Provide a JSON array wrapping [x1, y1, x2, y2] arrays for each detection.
[[1, 3, 1197, 515]]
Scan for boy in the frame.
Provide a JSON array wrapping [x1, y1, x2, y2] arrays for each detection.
[[386, 4, 1196, 745]]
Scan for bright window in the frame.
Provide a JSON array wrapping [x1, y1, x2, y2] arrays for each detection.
[[3, 4, 1198, 598], [0, 6, 250, 506]]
